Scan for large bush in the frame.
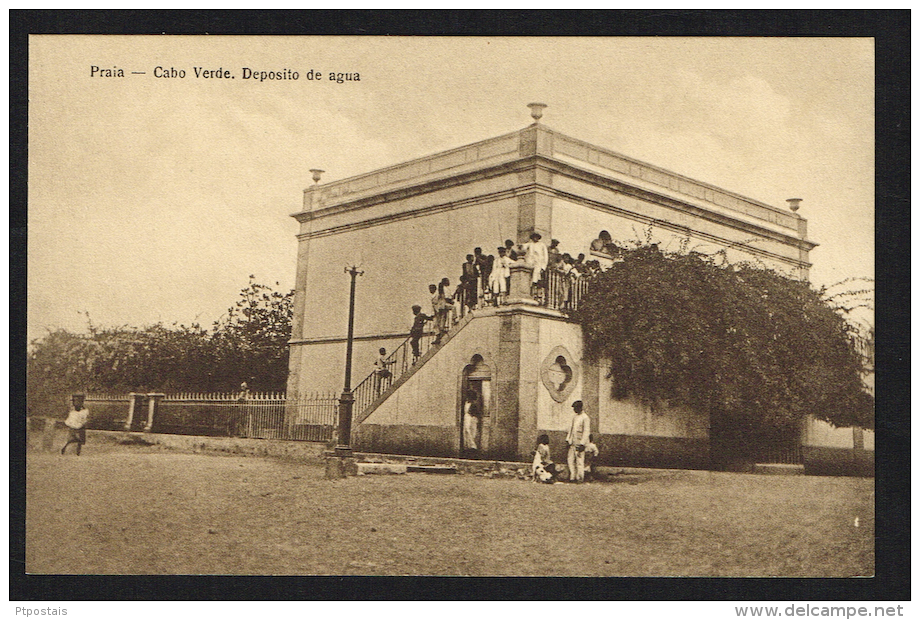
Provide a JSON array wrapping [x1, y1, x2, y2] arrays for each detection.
[[573, 245, 873, 452]]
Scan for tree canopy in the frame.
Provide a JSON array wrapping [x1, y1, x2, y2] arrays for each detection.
[[573, 245, 874, 447], [27, 278, 293, 416]]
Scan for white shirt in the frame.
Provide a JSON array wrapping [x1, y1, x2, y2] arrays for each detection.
[[375, 355, 392, 373], [65, 407, 89, 429], [522, 240, 549, 272], [566, 411, 590, 446]]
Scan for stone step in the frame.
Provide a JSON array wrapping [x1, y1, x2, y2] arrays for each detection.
[[406, 464, 458, 474], [752, 463, 805, 475], [355, 462, 407, 476]]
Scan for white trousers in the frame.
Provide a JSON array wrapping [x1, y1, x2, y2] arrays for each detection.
[[567, 444, 585, 482], [463, 413, 478, 450]]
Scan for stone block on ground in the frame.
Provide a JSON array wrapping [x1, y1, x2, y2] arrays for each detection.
[[752, 463, 805, 475], [356, 462, 407, 476]]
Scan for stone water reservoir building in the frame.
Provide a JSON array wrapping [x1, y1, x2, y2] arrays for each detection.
[[286, 106, 871, 473]]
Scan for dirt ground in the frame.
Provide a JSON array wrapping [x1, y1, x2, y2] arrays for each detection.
[[26, 438, 874, 576]]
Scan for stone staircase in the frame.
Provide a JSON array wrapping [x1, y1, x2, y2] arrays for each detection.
[[352, 309, 476, 426]]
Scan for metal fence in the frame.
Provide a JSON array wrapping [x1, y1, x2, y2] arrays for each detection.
[[282, 393, 338, 442], [751, 441, 804, 465], [83, 393, 132, 430], [84, 391, 337, 442]]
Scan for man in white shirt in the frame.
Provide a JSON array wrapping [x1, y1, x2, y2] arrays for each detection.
[[565, 400, 591, 483], [521, 232, 549, 285], [61, 393, 89, 456], [520, 232, 549, 304]]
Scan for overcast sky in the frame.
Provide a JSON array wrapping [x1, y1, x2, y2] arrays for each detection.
[[28, 36, 874, 343]]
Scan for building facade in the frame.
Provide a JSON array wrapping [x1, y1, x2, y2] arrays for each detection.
[[286, 114, 870, 471]]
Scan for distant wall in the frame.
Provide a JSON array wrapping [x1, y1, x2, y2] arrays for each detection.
[[802, 416, 874, 477]]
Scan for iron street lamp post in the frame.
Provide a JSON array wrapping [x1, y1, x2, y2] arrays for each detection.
[[336, 265, 363, 456]]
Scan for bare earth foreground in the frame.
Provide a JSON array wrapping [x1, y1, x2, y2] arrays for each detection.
[[27, 440, 874, 576]]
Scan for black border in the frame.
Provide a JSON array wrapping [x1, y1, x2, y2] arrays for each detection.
[[10, 10, 909, 602]]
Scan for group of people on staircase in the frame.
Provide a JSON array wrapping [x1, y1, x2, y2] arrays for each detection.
[[385, 232, 612, 407], [406, 232, 583, 363]]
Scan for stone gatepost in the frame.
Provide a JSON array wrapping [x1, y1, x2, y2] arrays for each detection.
[[145, 393, 165, 432], [124, 392, 143, 431]]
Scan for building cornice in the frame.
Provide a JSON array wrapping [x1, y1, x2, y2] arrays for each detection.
[[294, 124, 807, 237], [544, 128, 799, 229], [535, 158, 817, 254], [294, 159, 812, 269], [295, 184, 533, 241], [292, 157, 535, 224]]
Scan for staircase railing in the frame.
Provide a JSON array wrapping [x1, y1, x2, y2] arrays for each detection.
[[351, 330, 436, 416], [349, 268, 591, 424]]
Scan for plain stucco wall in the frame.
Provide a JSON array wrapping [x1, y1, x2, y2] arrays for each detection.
[[297, 193, 520, 343], [287, 337, 406, 399], [598, 389, 709, 439], [362, 314, 501, 428], [802, 415, 874, 451]]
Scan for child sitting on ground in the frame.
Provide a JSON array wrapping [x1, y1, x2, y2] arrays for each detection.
[[531, 434, 557, 483]]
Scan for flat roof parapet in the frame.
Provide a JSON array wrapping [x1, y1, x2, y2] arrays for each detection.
[[297, 124, 802, 234]]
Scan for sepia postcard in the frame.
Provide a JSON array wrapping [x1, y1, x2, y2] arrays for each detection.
[[17, 25, 905, 604]]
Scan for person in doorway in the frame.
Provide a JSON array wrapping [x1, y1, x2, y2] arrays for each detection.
[[565, 400, 591, 483], [462, 389, 481, 453], [409, 305, 432, 361], [61, 393, 89, 456]]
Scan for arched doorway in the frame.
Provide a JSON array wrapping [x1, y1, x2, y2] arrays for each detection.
[[460, 354, 491, 457]]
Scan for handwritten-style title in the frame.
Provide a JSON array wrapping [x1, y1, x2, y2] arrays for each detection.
[[90, 66, 360, 83]]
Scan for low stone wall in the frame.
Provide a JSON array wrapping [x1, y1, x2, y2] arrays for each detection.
[[83, 400, 131, 430], [27, 419, 874, 478], [542, 430, 710, 471], [803, 446, 874, 477], [27, 417, 65, 452], [355, 423, 455, 458]]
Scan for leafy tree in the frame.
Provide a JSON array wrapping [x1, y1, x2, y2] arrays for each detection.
[[27, 279, 294, 417], [573, 245, 873, 460], [210, 277, 294, 392]]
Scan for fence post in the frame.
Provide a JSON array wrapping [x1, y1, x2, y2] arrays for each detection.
[[124, 392, 139, 431], [146, 393, 165, 432]]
